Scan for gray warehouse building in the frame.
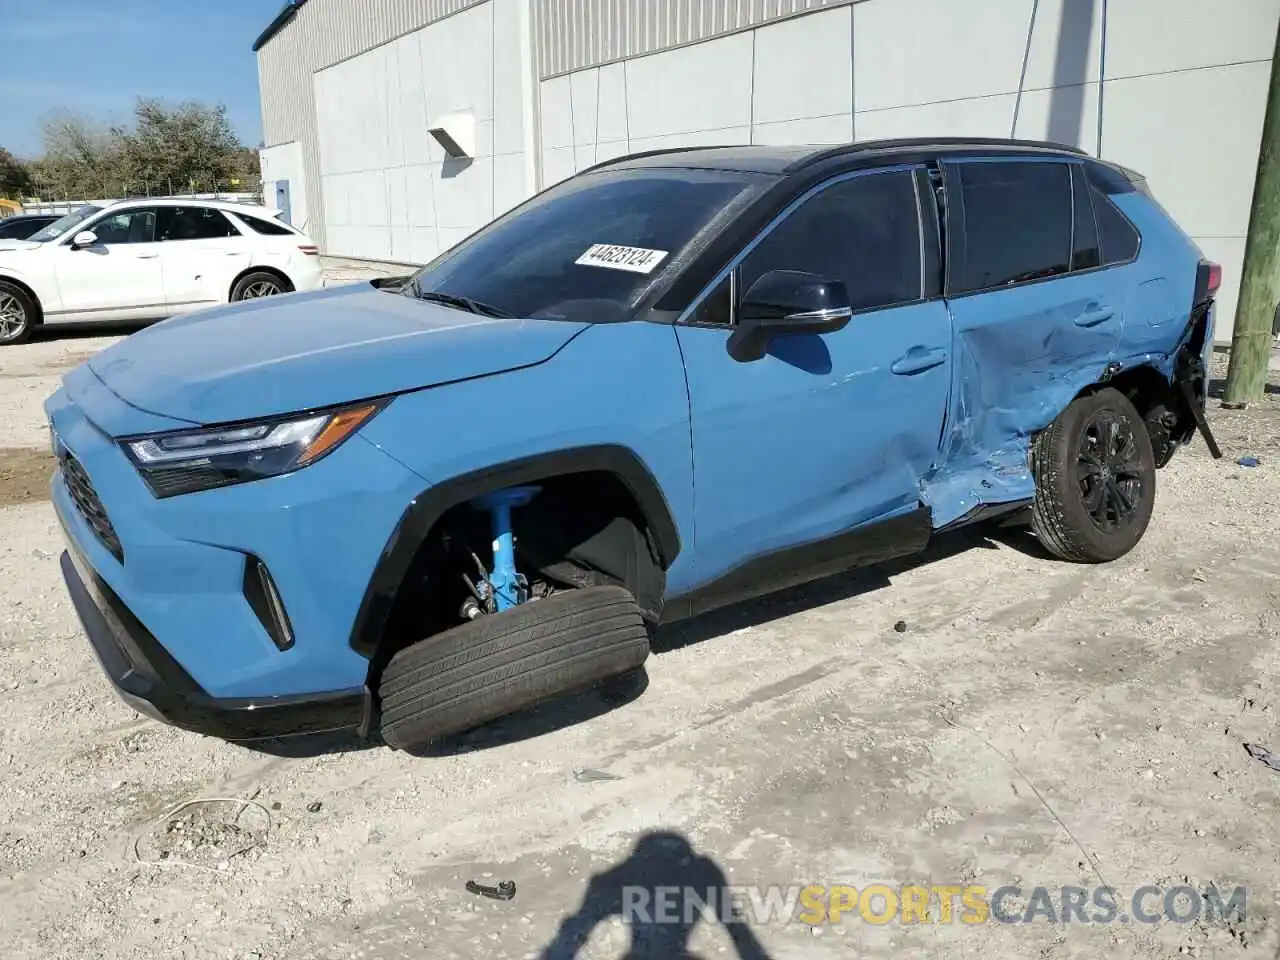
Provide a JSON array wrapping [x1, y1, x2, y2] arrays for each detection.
[[254, 0, 1280, 341]]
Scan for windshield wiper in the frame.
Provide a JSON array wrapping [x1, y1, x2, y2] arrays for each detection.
[[407, 281, 512, 318]]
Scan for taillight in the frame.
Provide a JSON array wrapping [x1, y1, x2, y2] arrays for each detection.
[[1194, 259, 1221, 305], [298, 244, 319, 256]]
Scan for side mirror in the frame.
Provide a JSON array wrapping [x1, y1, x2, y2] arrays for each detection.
[[70, 230, 99, 249], [727, 269, 853, 362]]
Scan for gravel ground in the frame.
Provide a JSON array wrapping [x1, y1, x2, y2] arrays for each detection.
[[1, 328, 1279, 960]]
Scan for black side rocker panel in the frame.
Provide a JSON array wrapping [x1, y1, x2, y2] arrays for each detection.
[[348, 444, 682, 658], [662, 505, 933, 622]]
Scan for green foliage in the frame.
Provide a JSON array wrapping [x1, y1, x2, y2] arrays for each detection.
[[24, 99, 258, 200], [0, 147, 30, 199]]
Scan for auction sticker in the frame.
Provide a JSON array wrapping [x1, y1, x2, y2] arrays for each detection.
[[575, 243, 669, 274]]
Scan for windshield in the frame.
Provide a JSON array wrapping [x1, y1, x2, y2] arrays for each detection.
[[27, 204, 104, 244], [404, 167, 769, 321]]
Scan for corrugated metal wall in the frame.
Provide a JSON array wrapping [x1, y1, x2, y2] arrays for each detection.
[[533, 0, 858, 78], [256, 0, 863, 246], [257, 0, 489, 246]]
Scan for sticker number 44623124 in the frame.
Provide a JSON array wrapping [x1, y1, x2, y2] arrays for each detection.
[[575, 243, 670, 274]]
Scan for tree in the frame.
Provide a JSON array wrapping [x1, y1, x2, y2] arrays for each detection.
[[116, 99, 244, 191], [27, 112, 124, 199], [21, 99, 255, 200], [0, 147, 29, 198]]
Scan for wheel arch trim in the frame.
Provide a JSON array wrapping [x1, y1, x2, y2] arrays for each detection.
[[348, 443, 682, 658]]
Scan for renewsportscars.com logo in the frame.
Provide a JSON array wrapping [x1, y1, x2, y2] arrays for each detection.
[[620, 883, 1247, 927]]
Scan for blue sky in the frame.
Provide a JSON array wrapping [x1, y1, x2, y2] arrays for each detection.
[[1, 0, 282, 157]]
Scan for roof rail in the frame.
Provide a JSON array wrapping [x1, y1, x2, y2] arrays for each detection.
[[789, 136, 1089, 171], [576, 144, 752, 176]]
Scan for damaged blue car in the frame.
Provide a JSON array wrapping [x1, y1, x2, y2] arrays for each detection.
[[47, 138, 1223, 751]]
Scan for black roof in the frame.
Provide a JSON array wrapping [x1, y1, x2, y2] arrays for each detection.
[[252, 0, 309, 52], [586, 138, 1090, 176]]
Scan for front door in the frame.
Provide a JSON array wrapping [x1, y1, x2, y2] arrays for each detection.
[[49, 207, 166, 320], [674, 166, 953, 598]]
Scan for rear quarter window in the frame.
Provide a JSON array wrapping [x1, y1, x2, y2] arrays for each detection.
[[1089, 183, 1141, 264], [236, 213, 295, 236]]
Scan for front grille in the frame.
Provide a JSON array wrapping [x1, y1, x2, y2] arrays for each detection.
[[60, 451, 124, 563]]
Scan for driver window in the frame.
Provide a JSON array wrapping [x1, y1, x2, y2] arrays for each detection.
[[85, 209, 157, 245], [737, 170, 923, 315]]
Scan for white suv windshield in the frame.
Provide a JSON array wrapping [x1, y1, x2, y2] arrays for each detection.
[[27, 204, 104, 244]]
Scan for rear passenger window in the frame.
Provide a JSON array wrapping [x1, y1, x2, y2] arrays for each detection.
[[737, 170, 922, 314], [949, 160, 1072, 293], [1089, 182, 1140, 264], [156, 207, 239, 242]]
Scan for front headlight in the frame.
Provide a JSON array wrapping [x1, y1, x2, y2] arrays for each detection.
[[122, 400, 386, 498]]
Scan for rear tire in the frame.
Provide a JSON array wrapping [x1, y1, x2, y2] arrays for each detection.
[[0, 281, 37, 345], [379, 585, 650, 749], [1030, 387, 1156, 563], [231, 271, 289, 301]]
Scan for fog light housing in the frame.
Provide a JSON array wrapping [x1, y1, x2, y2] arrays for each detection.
[[243, 556, 295, 651]]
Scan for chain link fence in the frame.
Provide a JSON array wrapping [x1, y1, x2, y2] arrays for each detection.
[[19, 175, 265, 212]]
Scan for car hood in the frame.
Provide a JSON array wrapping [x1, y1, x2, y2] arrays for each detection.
[[0, 240, 41, 253], [87, 282, 590, 426]]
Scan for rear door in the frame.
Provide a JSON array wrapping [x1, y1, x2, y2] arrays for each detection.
[[934, 157, 1127, 523], [156, 206, 252, 312]]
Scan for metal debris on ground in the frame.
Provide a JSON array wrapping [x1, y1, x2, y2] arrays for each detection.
[[1237, 456, 1260, 467], [307, 801, 323, 813], [572, 767, 623, 783], [466, 879, 517, 900], [1244, 743, 1280, 772]]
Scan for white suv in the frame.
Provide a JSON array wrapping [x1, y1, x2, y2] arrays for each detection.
[[0, 198, 323, 345]]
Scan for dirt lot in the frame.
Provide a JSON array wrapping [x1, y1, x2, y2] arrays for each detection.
[[1, 328, 1279, 960]]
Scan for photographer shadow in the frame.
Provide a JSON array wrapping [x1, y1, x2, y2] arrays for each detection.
[[537, 830, 774, 960]]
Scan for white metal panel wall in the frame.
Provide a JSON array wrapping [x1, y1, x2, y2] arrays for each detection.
[[258, 141, 308, 231], [257, 0, 490, 250], [314, 0, 531, 263], [537, 0, 1280, 340]]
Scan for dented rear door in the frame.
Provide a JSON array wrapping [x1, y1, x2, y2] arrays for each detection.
[[928, 157, 1126, 528]]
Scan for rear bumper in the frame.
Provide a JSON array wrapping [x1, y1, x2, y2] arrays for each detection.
[[59, 528, 370, 741]]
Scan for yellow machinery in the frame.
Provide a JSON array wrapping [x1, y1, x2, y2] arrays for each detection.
[[0, 199, 21, 217]]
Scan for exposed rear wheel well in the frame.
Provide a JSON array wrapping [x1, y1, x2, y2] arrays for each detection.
[[366, 470, 665, 686], [1079, 364, 1182, 467], [0, 277, 43, 324]]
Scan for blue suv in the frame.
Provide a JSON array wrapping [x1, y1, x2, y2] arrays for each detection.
[[47, 139, 1222, 750]]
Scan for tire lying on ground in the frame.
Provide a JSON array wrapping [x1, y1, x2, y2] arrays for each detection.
[[379, 585, 650, 749], [1030, 386, 1157, 564]]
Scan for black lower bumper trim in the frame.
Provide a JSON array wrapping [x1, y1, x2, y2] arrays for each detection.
[[59, 545, 369, 742]]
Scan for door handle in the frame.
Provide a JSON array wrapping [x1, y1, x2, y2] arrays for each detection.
[[134, 251, 159, 259], [1074, 304, 1114, 327], [890, 346, 947, 376]]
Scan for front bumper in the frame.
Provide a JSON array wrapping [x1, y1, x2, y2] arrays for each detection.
[[59, 521, 370, 741]]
